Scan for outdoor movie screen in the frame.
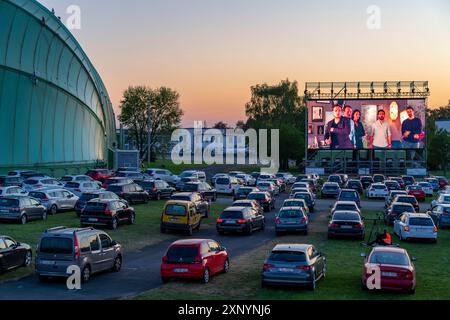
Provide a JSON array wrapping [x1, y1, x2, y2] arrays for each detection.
[[307, 99, 426, 150]]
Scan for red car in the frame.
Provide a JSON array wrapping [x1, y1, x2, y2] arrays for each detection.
[[86, 169, 114, 183], [161, 239, 229, 284], [435, 176, 449, 189], [406, 185, 426, 201], [362, 246, 416, 294]]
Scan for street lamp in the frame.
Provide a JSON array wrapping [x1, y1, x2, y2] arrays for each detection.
[[147, 99, 152, 165]]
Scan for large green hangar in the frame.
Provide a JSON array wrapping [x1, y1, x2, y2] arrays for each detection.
[[0, 0, 116, 173]]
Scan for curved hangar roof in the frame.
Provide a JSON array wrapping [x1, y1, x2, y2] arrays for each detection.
[[0, 0, 116, 168]]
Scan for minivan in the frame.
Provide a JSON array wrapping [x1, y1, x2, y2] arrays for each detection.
[[160, 200, 202, 235], [215, 176, 240, 195]]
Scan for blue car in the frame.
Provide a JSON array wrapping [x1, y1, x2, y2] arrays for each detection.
[[337, 189, 361, 208], [428, 204, 450, 228]]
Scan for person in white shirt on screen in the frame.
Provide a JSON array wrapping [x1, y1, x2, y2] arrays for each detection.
[[369, 109, 392, 149]]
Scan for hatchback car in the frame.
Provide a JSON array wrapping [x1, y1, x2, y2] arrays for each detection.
[[427, 204, 450, 229], [321, 182, 341, 198], [394, 213, 437, 243], [216, 206, 265, 235], [107, 183, 149, 204], [80, 199, 136, 230], [385, 202, 416, 225], [247, 191, 275, 212], [160, 239, 229, 284], [64, 181, 103, 197], [75, 191, 121, 216], [35, 226, 122, 282], [170, 192, 210, 218], [233, 187, 258, 201], [137, 179, 175, 200], [0, 236, 32, 273], [360, 176, 375, 190], [262, 244, 326, 290], [29, 188, 78, 215], [361, 246, 416, 294], [181, 182, 217, 202], [366, 183, 389, 199], [0, 196, 47, 224], [406, 185, 426, 201], [0, 186, 27, 197], [345, 179, 363, 194], [337, 189, 361, 208], [275, 207, 309, 236], [328, 211, 364, 240]]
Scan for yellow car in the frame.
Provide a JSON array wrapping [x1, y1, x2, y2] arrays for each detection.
[[160, 200, 202, 235]]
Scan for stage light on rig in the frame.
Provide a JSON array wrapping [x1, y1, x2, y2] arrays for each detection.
[[389, 102, 399, 121]]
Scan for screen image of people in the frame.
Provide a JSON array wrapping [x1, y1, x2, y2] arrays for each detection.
[[307, 100, 425, 150]]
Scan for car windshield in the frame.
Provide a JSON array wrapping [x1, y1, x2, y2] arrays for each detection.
[[221, 211, 244, 219], [171, 195, 191, 202], [340, 192, 357, 199], [333, 212, 360, 221], [279, 210, 303, 218], [165, 204, 187, 216], [409, 218, 434, 226], [0, 198, 19, 207], [369, 252, 409, 266], [39, 238, 73, 254], [216, 178, 230, 184], [167, 247, 198, 264], [269, 251, 306, 263]]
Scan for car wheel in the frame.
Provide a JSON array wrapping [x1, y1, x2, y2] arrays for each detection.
[[20, 214, 27, 225], [112, 256, 122, 272], [111, 218, 118, 230], [223, 259, 230, 274], [201, 268, 210, 284], [128, 213, 136, 225], [50, 205, 57, 215], [81, 265, 91, 283], [23, 251, 32, 267]]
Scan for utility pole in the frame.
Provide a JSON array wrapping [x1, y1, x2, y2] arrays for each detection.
[[147, 100, 152, 166]]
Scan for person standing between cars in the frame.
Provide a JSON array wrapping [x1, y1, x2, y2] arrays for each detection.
[[369, 110, 392, 149], [350, 109, 366, 149], [324, 105, 352, 149]]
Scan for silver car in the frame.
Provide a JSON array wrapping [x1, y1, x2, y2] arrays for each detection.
[[22, 177, 64, 192], [0, 186, 27, 197], [29, 188, 79, 215], [394, 212, 437, 243], [275, 207, 309, 235], [64, 181, 103, 197]]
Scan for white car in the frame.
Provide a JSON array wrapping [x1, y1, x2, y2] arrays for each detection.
[[64, 181, 103, 197], [276, 172, 296, 184], [257, 181, 279, 196], [144, 168, 180, 185], [0, 186, 27, 197], [211, 173, 228, 186], [438, 186, 450, 195], [236, 174, 256, 186], [366, 183, 389, 199], [394, 212, 437, 242], [179, 170, 206, 182], [257, 173, 275, 182], [416, 182, 433, 197], [60, 175, 102, 187], [215, 176, 241, 195], [22, 177, 64, 192], [431, 193, 450, 208]]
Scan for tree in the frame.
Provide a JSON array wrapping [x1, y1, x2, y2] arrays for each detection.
[[236, 120, 249, 130], [426, 105, 450, 173], [118, 86, 183, 159], [213, 121, 229, 130], [245, 79, 306, 170]]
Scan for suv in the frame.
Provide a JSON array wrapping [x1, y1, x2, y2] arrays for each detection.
[[35, 226, 122, 282], [0, 196, 47, 224], [75, 191, 121, 216], [80, 199, 136, 230], [28, 188, 78, 215], [137, 180, 175, 200], [107, 183, 149, 204], [216, 206, 265, 235]]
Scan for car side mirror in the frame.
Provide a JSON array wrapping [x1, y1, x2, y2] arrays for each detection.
[[111, 240, 118, 246], [411, 256, 417, 262], [360, 253, 366, 258], [221, 246, 227, 252]]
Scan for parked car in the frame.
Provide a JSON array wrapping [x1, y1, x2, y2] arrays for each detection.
[[22, 177, 64, 192], [0, 236, 32, 273], [258, 173, 275, 182], [0, 186, 27, 197], [144, 168, 180, 186], [107, 183, 149, 204], [394, 213, 437, 243], [345, 179, 363, 194], [0, 176, 23, 187], [257, 181, 278, 197], [384, 180, 401, 191], [170, 192, 210, 218], [433, 176, 449, 189], [276, 172, 296, 184], [85, 169, 114, 182], [282, 199, 309, 215], [373, 174, 386, 183], [215, 176, 241, 195], [75, 191, 121, 216], [292, 182, 312, 192], [211, 173, 228, 186], [401, 175, 416, 187], [64, 181, 103, 197], [233, 186, 258, 201], [28, 188, 78, 215], [321, 182, 341, 198], [160, 239, 229, 284], [261, 244, 326, 290], [302, 179, 318, 193], [35, 226, 122, 282], [176, 177, 199, 191], [101, 177, 134, 189], [268, 178, 285, 193], [0, 196, 46, 224], [360, 176, 375, 190], [330, 201, 361, 216], [137, 180, 175, 200], [366, 183, 389, 199], [416, 182, 433, 197], [115, 171, 149, 183], [60, 175, 101, 186], [247, 192, 275, 212], [236, 174, 257, 187], [290, 187, 311, 198], [361, 246, 416, 294], [431, 193, 450, 208], [389, 177, 406, 189], [392, 195, 420, 212], [385, 202, 416, 225], [328, 211, 365, 240], [328, 175, 344, 187], [292, 192, 315, 212], [216, 206, 265, 235], [406, 185, 426, 201], [385, 190, 408, 208], [80, 199, 135, 229], [181, 182, 217, 202], [232, 199, 264, 216], [337, 189, 361, 208], [161, 200, 202, 235], [179, 170, 206, 182], [275, 207, 309, 236], [427, 204, 450, 229], [424, 178, 440, 192]]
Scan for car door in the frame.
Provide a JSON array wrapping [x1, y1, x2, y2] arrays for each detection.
[[309, 246, 323, 278], [99, 233, 116, 271], [207, 241, 223, 274], [160, 181, 171, 197], [88, 234, 102, 273], [3, 237, 22, 268], [29, 198, 43, 219], [0, 238, 14, 269]]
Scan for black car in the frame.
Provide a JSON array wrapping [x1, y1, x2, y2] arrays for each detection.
[[0, 236, 32, 273], [0, 176, 23, 187], [233, 187, 257, 201], [75, 191, 121, 216], [247, 192, 275, 212], [170, 192, 210, 218], [137, 180, 175, 200], [345, 180, 363, 194], [392, 195, 420, 212], [384, 180, 401, 191], [321, 182, 341, 198], [385, 202, 416, 225], [106, 183, 149, 204], [80, 199, 136, 230], [360, 176, 374, 189], [328, 175, 344, 187], [0, 196, 47, 224], [389, 177, 406, 189], [293, 192, 315, 212], [373, 174, 386, 183], [216, 206, 265, 235], [328, 211, 365, 240], [401, 175, 416, 187], [181, 182, 217, 202]]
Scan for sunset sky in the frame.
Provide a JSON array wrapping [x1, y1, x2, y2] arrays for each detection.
[[40, 0, 450, 127]]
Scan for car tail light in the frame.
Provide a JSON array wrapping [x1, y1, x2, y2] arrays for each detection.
[[354, 223, 363, 229], [74, 233, 80, 258], [237, 219, 248, 224], [194, 256, 203, 264], [300, 217, 307, 224], [104, 208, 112, 215], [433, 226, 438, 233], [296, 265, 312, 271], [263, 264, 275, 271], [404, 226, 410, 232], [404, 271, 414, 280], [152, 188, 157, 192], [216, 218, 223, 223], [162, 256, 168, 263], [275, 217, 281, 224], [329, 223, 339, 228]]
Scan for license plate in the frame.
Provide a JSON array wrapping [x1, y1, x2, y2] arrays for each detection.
[[41, 260, 55, 265], [0, 209, 9, 213], [88, 218, 98, 222], [382, 272, 397, 277], [173, 268, 188, 273], [341, 225, 352, 229], [278, 268, 295, 273]]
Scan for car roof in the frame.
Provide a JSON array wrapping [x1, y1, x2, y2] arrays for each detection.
[[272, 244, 311, 252], [171, 239, 209, 246], [42, 226, 99, 236], [402, 213, 431, 218], [392, 202, 415, 207], [324, 182, 339, 185], [280, 206, 304, 211], [371, 246, 407, 254], [335, 201, 358, 205], [223, 206, 247, 212], [332, 210, 360, 215]]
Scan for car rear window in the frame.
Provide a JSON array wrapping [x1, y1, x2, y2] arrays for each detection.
[[333, 212, 360, 221], [80, 193, 100, 201], [248, 193, 265, 200], [85, 202, 108, 211], [340, 192, 357, 199], [220, 211, 244, 219], [29, 192, 46, 199], [165, 204, 187, 216], [279, 210, 303, 218], [216, 178, 230, 185], [167, 247, 198, 263], [284, 201, 304, 207], [269, 251, 306, 263], [373, 185, 386, 189], [397, 197, 416, 203], [0, 198, 19, 207], [335, 204, 357, 211], [369, 252, 408, 266], [294, 194, 311, 201], [443, 196, 450, 202], [39, 237, 73, 254], [23, 179, 38, 185], [409, 218, 434, 226], [324, 185, 338, 190]]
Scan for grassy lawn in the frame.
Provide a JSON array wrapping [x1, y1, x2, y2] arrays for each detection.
[[135, 209, 450, 300], [0, 199, 229, 282]]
